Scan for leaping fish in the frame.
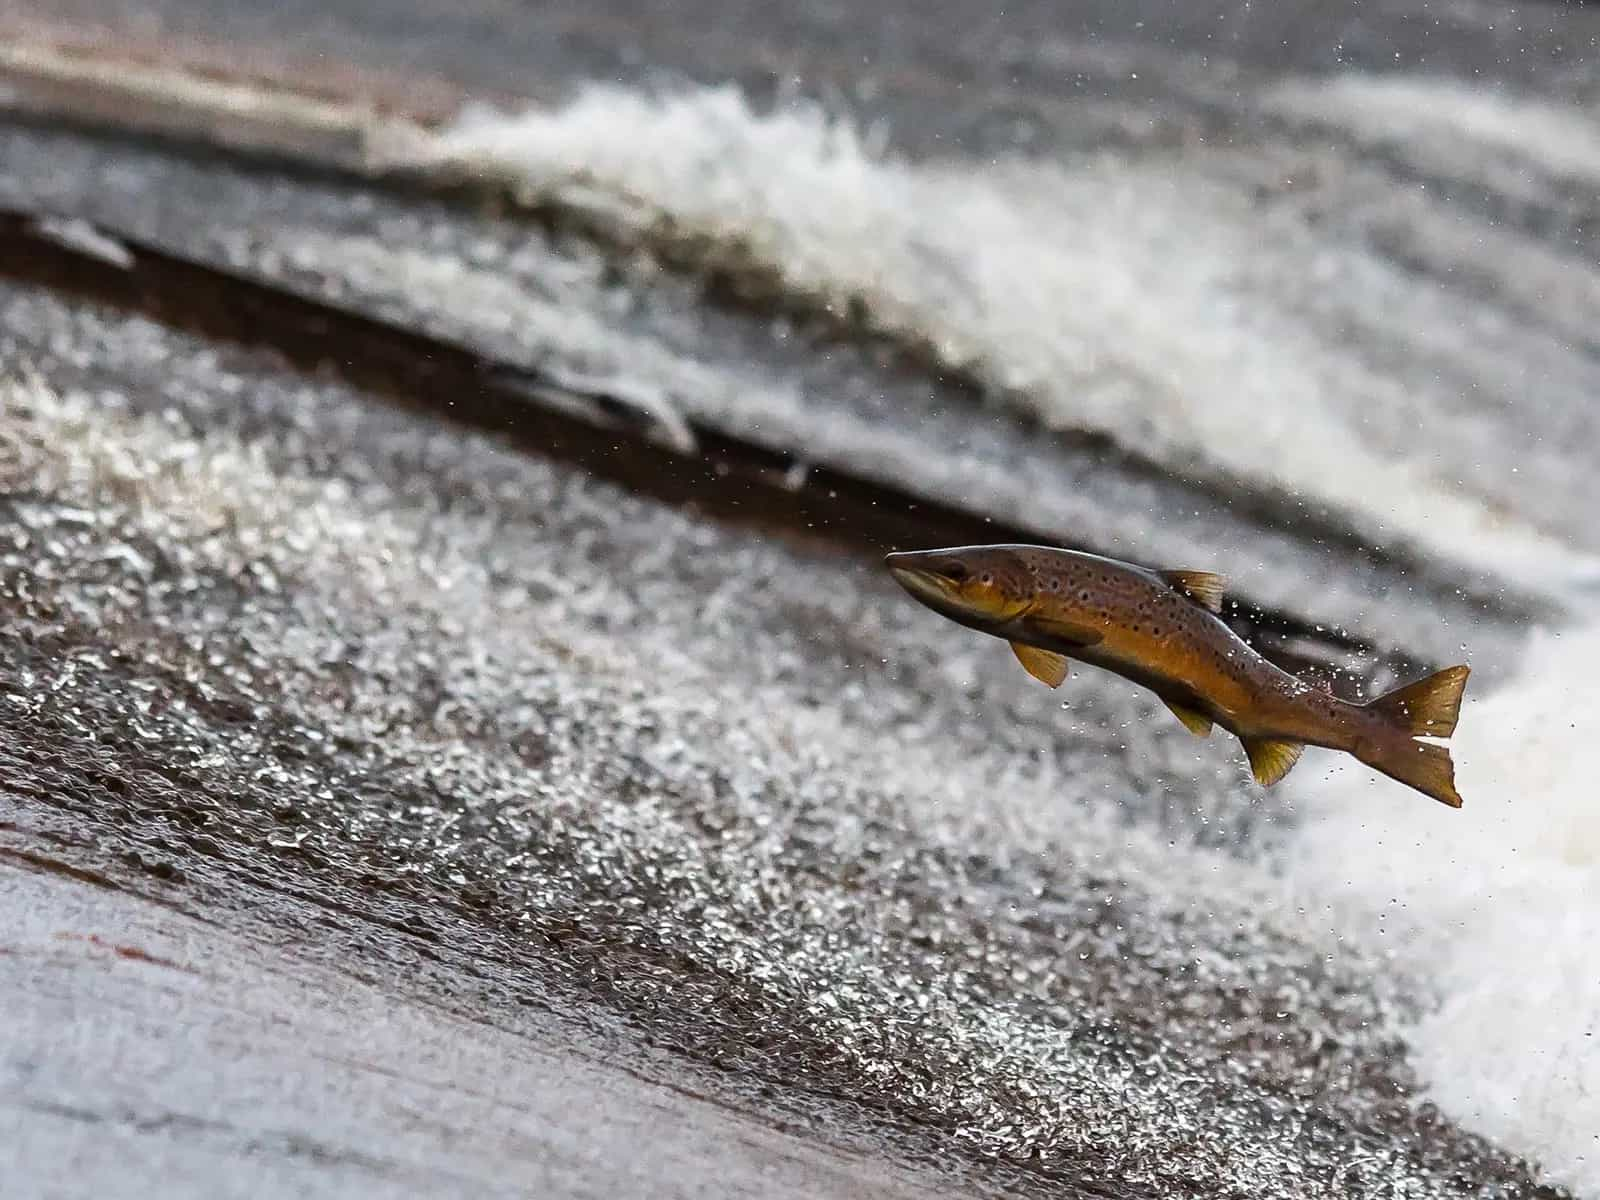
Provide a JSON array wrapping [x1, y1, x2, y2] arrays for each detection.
[[885, 545, 1469, 807]]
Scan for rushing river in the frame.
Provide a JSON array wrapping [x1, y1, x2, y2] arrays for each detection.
[[3, 2, 1599, 1195]]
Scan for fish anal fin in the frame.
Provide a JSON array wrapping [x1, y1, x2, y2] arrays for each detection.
[[1242, 737, 1305, 786], [1161, 698, 1213, 737], [1367, 665, 1470, 738], [1011, 642, 1069, 688], [1160, 569, 1226, 613]]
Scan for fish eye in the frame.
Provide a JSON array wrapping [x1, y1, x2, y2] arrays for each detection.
[[979, 572, 993, 585]]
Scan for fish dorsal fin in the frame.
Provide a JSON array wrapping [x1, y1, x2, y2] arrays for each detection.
[[1160, 569, 1226, 613], [1161, 698, 1213, 737], [1011, 642, 1069, 688], [1242, 738, 1304, 786]]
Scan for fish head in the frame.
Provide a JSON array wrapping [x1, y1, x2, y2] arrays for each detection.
[[884, 546, 1036, 630]]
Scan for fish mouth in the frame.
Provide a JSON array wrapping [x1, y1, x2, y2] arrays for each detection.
[[885, 555, 953, 607], [885, 552, 1018, 627]]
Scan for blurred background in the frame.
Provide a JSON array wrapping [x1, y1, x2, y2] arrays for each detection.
[[2, 2, 1597, 1197]]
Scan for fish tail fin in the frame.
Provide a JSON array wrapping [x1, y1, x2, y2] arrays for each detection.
[[1365, 665, 1470, 737], [1353, 738, 1463, 808], [1358, 666, 1469, 807]]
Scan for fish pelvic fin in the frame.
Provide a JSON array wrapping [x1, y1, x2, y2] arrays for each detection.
[[1366, 665, 1470, 738], [1242, 737, 1304, 786], [1161, 698, 1213, 737], [1159, 569, 1226, 613], [1011, 642, 1069, 688], [1355, 738, 1463, 808]]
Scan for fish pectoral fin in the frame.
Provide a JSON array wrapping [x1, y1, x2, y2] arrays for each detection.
[[1027, 616, 1104, 648], [1161, 698, 1213, 737], [1011, 642, 1069, 688], [1241, 737, 1305, 786], [1160, 569, 1226, 613]]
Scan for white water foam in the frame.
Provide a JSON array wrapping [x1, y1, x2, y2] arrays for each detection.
[[1288, 624, 1600, 1196], [1269, 74, 1600, 191], [402, 80, 1600, 1186], [425, 83, 1589, 592]]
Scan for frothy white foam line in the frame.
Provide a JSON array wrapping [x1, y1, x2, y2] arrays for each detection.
[[1289, 624, 1600, 1196], [423, 84, 1586, 593], [1269, 74, 1600, 188]]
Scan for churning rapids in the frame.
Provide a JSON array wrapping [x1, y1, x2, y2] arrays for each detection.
[[4, 8, 1600, 1196]]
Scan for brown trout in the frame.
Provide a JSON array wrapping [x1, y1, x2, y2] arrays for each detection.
[[885, 544, 1469, 807]]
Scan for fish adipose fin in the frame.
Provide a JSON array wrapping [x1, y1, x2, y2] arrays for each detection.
[[1367, 665, 1470, 737], [1242, 737, 1304, 786], [1159, 569, 1226, 613], [1161, 698, 1213, 737], [1011, 643, 1069, 688]]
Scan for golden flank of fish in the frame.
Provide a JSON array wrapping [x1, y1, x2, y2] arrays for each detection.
[[885, 544, 1470, 807]]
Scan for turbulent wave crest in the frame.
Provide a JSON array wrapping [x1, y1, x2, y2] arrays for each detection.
[[434, 82, 1586, 588], [418, 79, 1600, 1192], [1290, 625, 1600, 1196]]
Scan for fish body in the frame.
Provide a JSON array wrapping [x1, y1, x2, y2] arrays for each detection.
[[885, 544, 1469, 807]]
